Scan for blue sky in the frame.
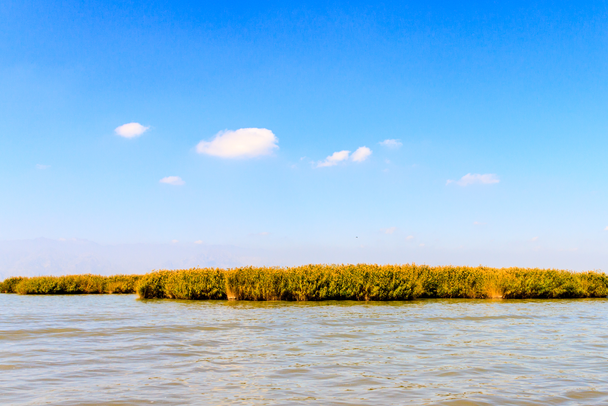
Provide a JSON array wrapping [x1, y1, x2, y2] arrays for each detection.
[[1, 1, 608, 270]]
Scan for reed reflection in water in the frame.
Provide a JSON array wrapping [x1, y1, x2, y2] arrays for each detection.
[[1, 295, 607, 405]]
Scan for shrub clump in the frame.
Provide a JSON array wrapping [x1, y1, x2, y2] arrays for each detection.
[[2, 274, 141, 295], [0, 277, 27, 293]]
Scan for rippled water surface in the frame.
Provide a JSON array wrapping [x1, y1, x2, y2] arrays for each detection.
[[1, 295, 607, 405]]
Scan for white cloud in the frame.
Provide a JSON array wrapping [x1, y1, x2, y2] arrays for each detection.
[[473, 221, 486, 225], [171, 240, 179, 243], [196, 128, 278, 158], [159, 176, 185, 186], [115, 122, 149, 138], [351, 146, 372, 162], [605, 226, 608, 231], [419, 243, 425, 247], [447, 173, 500, 186], [379, 139, 402, 149], [317, 150, 350, 167], [36, 164, 50, 170], [383, 227, 397, 234], [406, 235, 414, 240], [531, 236, 539, 241], [194, 240, 203, 244]]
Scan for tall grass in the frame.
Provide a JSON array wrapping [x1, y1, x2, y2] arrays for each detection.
[[0, 277, 27, 293], [135, 269, 226, 299], [0, 274, 141, 294], [135, 264, 608, 300], [2, 265, 607, 300]]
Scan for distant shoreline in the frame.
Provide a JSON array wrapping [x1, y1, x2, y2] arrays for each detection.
[[2, 265, 607, 300]]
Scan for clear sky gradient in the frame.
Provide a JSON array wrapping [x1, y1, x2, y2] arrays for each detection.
[[1, 1, 608, 271]]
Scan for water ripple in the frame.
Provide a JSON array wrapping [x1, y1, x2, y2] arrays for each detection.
[[0, 295, 607, 405]]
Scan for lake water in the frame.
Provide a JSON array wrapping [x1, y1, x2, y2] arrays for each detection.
[[1, 295, 607, 405]]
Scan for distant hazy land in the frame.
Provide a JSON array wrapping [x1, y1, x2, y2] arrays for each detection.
[[0, 238, 606, 281]]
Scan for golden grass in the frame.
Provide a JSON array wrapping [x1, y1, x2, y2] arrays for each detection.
[[3, 265, 607, 300], [0, 274, 141, 294], [135, 264, 608, 300], [0, 277, 27, 293]]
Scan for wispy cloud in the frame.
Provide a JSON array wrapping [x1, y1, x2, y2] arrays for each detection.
[[383, 227, 397, 234], [317, 150, 350, 167], [473, 221, 486, 225], [317, 146, 372, 167], [379, 139, 402, 149], [196, 128, 278, 158], [159, 176, 185, 186], [115, 122, 149, 138], [36, 164, 50, 170], [194, 240, 204, 244], [406, 235, 414, 240], [351, 146, 372, 162], [447, 173, 500, 186], [604, 226, 608, 231], [531, 236, 539, 241]]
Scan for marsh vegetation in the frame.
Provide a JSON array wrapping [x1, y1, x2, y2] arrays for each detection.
[[0, 274, 140, 294], [2, 265, 607, 300]]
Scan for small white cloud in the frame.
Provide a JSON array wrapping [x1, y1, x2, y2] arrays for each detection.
[[383, 227, 397, 234], [171, 239, 179, 243], [419, 243, 425, 247], [194, 240, 203, 244], [379, 139, 402, 149], [447, 173, 500, 186], [159, 176, 185, 186], [317, 150, 350, 167], [406, 235, 414, 240], [351, 146, 372, 163], [605, 226, 608, 231], [196, 128, 278, 158], [473, 221, 486, 225], [531, 236, 539, 241], [36, 164, 50, 170], [250, 232, 270, 236], [115, 122, 149, 138]]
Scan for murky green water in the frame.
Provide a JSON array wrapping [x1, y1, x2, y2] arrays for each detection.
[[1, 295, 607, 405]]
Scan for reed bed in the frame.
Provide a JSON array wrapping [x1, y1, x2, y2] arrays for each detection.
[[135, 264, 608, 300], [0, 274, 141, 294], [2, 265, 607, 300]]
